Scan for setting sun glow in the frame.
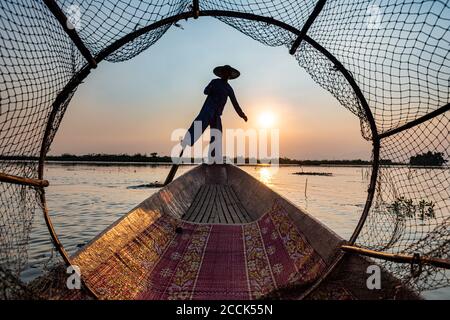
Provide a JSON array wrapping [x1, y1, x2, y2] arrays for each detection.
[[258, 112, 276, 128]]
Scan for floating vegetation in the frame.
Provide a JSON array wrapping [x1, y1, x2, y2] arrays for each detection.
[[387, 197, 436, 220], [409, 151, 447, 167], [292, 172, 332, 176], [127, 182, 164, 189]]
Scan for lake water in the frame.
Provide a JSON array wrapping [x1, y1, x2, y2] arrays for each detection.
[[22, 163, 448, 299]]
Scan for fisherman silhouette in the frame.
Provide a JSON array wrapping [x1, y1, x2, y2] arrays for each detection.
[[181, 65, 248, 163]]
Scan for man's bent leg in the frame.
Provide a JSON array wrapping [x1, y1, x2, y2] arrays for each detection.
[[181, 113, 210, 149]]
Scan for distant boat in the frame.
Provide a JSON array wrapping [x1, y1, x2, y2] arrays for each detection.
[[34, 164, 419, 300]]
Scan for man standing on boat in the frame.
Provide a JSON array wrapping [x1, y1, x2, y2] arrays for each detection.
[[181, 65, 248, 163]]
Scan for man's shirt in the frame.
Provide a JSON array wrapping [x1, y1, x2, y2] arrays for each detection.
[[201, 78, 245, 118]]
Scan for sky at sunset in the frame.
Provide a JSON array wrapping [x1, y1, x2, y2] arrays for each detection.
[[50, 17, 371, 160]]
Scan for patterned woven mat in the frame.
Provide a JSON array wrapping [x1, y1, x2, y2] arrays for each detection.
[[72, 202, 327, 300]]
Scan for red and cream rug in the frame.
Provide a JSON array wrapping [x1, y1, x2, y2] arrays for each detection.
[[78, 203, 327, 300]]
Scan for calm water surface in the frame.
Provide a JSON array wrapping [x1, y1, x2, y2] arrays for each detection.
[[22, 163, 448, 299]]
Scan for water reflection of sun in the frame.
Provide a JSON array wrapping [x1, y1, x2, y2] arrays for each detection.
[[258, 167, 272, 185]]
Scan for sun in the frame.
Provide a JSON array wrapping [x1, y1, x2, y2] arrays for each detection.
[[258, 112, 276, 128]]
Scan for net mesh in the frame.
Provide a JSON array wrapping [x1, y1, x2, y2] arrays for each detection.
[[0, 0, 449, 298], [359, 112, 449, 291], [306, 0, 450, 134]]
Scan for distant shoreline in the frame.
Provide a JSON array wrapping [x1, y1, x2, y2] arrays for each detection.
[[1, 153, 397, 166], [1, 152, 445, 167], [42, 161, 373, 167], [40, 162, 446, 169], [2, 157, 446, 169]]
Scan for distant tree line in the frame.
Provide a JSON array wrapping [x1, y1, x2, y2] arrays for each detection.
[[1, 152, 446, 167], [1, 154, 381, 165], [0, 153, 172, 163], [51, 153, 174, 163], [279, 157, 394, 166]]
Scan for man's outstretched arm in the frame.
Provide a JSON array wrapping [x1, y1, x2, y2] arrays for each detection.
[[229, 88, 248, 121]]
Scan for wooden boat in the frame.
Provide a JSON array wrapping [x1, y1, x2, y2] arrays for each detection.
[[37, 164, 419, 300]]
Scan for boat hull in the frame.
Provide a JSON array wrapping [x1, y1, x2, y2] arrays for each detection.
[[32, 164, 419, 300]]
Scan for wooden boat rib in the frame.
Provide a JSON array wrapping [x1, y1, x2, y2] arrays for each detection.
[[43, 164, 419, 300]]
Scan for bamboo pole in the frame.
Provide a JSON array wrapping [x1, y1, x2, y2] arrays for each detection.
[[192, 0, 200, 19], [163, 148, 185, 186], [341, 245, 450, 269], [304, 178, 308, 198], [289, 0, 327, 54], [0, 172, 49, 188], [42, 0, 97, 68]]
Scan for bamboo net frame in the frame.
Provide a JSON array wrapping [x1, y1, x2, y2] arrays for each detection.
[[0, 0, 449, 298]]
